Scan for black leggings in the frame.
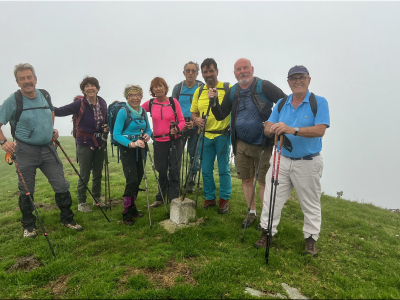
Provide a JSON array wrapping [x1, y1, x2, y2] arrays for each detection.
[[119, 146, 144, 198]]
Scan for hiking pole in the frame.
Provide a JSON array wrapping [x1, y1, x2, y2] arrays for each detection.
[[241, 136, 268, 243], [194, 103, 212, 208], [102, 131, 112, 211], [139, 141, 152, 229], [181, 122, 202, 201], [6, 153, 56, 258], [140, 129, 168, 214], [265, 134, 284, 265], [53, 139, 110, 223]]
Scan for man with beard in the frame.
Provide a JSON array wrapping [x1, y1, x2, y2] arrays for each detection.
[[0, 63, 82, 239], [211, 58, 286, 227], [171, 61, 204, 193], [190, 58, 232, 214]]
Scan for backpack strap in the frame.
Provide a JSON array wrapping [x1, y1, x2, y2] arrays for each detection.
[[278, 96, 288, 114], [278, 93, 318, 118], [230, 83, 238, 104], [75, 97, 86, 127], [149, 98, 154, 117], [255, 78, 273, 107], [309, 93, 318, 118], [38, 89, 52, 107], [149, 97, 178, 125], [177, 81, 184, 101], [222, 82, 230, 93]]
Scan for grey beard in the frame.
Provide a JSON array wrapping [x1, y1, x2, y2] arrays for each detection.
[[238, 78, 252, 85]]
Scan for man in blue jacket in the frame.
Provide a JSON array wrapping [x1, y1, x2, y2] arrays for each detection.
[[171, 61, 204, 193], [255, 65, 330, 257], [0, 63, 83, 239]]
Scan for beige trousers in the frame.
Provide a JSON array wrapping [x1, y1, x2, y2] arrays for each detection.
[[260, 153, 324, 240]]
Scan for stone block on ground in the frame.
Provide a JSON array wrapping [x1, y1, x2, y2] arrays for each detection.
[[170, 198, 196, 225]]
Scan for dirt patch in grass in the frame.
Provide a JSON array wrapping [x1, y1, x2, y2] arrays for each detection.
[[45, 275, 69, 298], [121, 260, 196, 289], [8, 254, 41, 273], [35, 203, 59, 211]]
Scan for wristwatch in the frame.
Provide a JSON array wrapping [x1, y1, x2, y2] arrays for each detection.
[[294, 127, 299, 136], [0, 139, 7, 146]]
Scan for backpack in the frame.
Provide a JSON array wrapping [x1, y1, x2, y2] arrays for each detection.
[[197, 82, 230, 101], [278, 93, 318, 117], [229, 78, 273, 107], [176, 80, 204, 103], [148, 97, 179, 125], [71, 95, 85, 138], [107, 101, 148, 161], [11, 89, 52, 139]]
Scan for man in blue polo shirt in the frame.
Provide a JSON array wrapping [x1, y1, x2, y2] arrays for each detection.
[[171, 61, 204, 193], [254, 65, 330, 257]]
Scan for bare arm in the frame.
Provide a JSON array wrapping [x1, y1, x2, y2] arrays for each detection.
[[191, 112, 204, 128], [270, 122, 327, 138], [0, 123, 16, 154]]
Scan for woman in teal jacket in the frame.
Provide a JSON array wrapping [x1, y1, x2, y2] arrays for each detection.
[[113, 84, 152, 225]]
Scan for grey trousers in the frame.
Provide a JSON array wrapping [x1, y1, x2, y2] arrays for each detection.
[[14, 140, 73, 228], [76, 144, 104, 203]]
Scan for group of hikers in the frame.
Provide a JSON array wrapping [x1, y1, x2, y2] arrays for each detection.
[[0, 57, 330, 258]]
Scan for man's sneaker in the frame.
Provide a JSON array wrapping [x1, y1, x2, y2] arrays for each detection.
[[256, 223, 262, 231], [23, 228, 37, 239], [93, 198, 109, 208], [254, 228, 273, 249], [149, 201, 163, 208], [202, 199, 216, 209], [305, 236, 318, 257], [78, 202, 93, 213], [242, 213, 258, 228], [218, 198, 229, 214], [124, 217, 136, 226], [62, 220, 83, 232]]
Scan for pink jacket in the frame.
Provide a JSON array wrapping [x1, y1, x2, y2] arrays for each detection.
[[142, 97, 185, 142]]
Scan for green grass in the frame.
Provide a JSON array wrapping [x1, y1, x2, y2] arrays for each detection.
[[0, 136, 399, 299]]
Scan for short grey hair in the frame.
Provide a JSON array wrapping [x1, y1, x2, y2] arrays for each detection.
[[183, 61, 199, 72], [124, 84, 143, 99], [14, 63, 36, 80]]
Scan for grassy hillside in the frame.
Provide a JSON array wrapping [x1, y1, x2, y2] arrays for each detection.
[[0, 137, 399, 299]]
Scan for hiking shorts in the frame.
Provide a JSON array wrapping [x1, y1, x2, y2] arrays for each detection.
[[234, 139, 273, 184]]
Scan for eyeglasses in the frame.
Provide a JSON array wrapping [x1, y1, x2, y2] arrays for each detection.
[[185, 69, 197, 74], [288, 76, 309, 83], [127, 94, 142, 99]]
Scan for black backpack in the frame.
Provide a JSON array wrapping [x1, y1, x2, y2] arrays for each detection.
[[107, 101, 148, 162], [149, 97, 179, 125], [278, 93, 318, 117], [176, 81, 204, 103], [11, 89, 52, 139]]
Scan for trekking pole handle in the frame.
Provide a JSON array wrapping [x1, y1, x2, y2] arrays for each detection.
[[274, 134, 278, 146], [279, 134, 284, 146]]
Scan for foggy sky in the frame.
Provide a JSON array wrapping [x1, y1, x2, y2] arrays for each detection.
[[1, 1, 399, 208]]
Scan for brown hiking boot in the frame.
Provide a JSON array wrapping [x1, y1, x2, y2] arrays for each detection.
[[254, 228, 272, 249], [149, 201, 163, 208], [242, 213, 258, 228], [218, 198, 229, 214], [305, 236, 318, 257], [202, 199, 216, 209]]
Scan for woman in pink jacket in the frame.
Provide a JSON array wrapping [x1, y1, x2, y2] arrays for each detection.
[[142, 77, 185, 207]]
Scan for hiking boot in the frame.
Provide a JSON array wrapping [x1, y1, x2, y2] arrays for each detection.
[[305, 236, 318, 257], [242, 213, 258, 228], [124, 217, 136, 226], [149, 201, 163, 208], [78, 202, 93, 213], [93, 198, 109, 208], [218, 198, 229, 214], [62, 219, 83, 232], [202, 199, 216, 209], [132, 207, 144, 218], [254, 228, 272, 249], [256, 223, 262, 231], [23, 228, 37, 239]]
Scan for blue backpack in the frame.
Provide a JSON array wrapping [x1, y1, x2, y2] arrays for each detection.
[[107, 101, 147, 162]]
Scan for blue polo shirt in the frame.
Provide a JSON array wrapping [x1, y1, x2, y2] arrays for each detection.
[[268, 91, 330, 158]]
